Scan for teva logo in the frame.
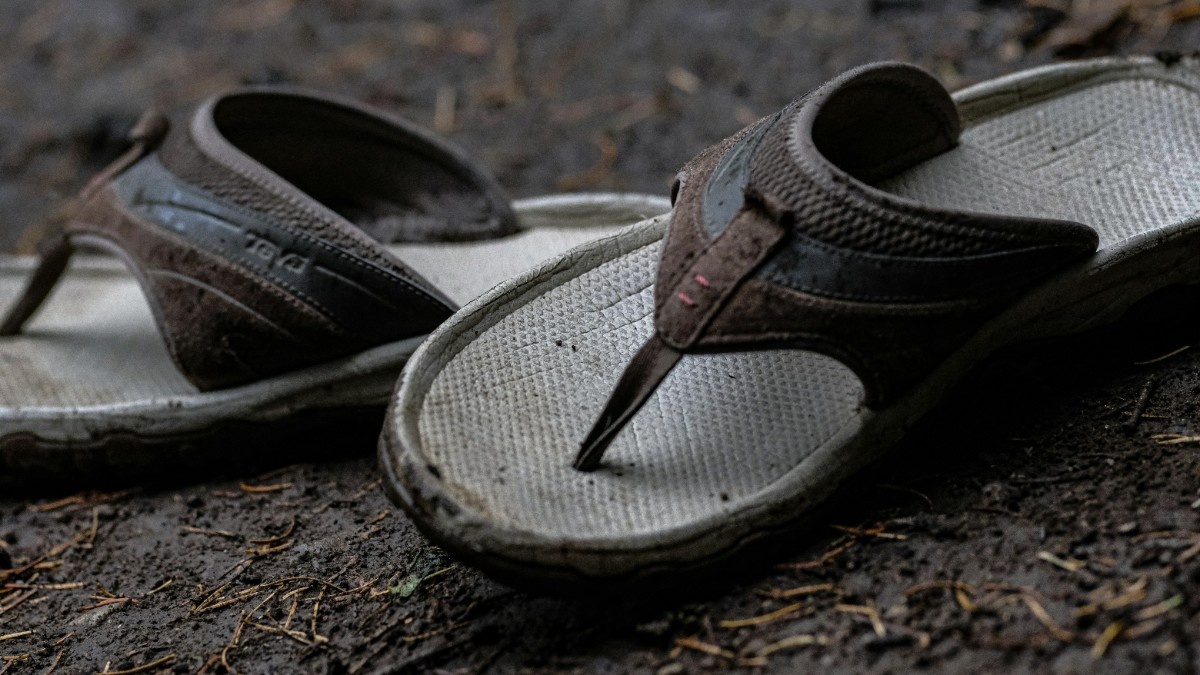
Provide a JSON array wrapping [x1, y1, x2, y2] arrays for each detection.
[[245, 233, 310, 273]]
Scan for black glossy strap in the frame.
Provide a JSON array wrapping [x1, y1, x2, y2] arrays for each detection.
[[756, 232, 1083, 303], [701, 110, 781, 238], [111, 156, 454, 343]]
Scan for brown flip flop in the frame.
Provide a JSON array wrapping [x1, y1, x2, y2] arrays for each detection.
[[0, 86, 668, 479], [382, 57, 1200, 590]]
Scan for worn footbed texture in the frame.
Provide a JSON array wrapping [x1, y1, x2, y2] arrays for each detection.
[[0, 195, 668, 411], [400, 64, 1200, 543]]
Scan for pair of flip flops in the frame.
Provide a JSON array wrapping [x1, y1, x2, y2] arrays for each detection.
[[7, 57, 1200, 591]]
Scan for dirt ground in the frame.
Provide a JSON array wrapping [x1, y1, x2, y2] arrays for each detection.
[[5, 0, 1200, 673]]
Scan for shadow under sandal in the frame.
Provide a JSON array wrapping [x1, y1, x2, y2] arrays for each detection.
[[381, 58, 1200, 590], [0, 87, 669, 479]]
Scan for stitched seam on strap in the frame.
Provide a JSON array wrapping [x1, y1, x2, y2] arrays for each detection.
[[133, 162, 450, 319]]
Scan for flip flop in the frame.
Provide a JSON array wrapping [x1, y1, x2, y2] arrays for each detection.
[[382, 57, 1200, 590], [0, 86, 669, 477]]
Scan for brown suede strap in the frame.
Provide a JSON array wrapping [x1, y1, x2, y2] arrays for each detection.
[[79, 110, 170, 200], [655, 205, 787, 349]]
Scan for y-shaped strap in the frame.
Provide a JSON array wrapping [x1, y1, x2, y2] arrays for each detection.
[[574, 204, 786, 471]]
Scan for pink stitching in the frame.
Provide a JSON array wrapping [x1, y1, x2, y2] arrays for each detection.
[[694, 274, 710, 287], [677, 292, 696, 306]]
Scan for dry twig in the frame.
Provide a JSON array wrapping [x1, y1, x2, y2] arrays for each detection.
[[1091, 621, 1124, 660], [719, 602, 808, 629], [760, 582, 836, 600], [239, 482, 292, 494], [674, 636, 734, 659], [780, 540, 855, 570], [835, 603, 886, 637], [182, 526, 240, 540], [100, 653, 176, 675], [250, 516, 296, 545], [1038, 551, 1085, 572], [1022, 595, 1075, 642]]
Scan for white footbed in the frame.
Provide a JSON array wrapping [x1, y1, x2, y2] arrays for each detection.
[[393, 59, 1200, 554], [0, 193, 670, 425]]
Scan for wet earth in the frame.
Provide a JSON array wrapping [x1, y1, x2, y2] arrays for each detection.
[[5, 0, 1200, 673]]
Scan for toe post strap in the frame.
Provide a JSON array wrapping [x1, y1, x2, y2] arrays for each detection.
[[574, 335, 682, 471], [1, 109, 169, 338], [574, 201, 788, 471], [0, 234, 72, 337]]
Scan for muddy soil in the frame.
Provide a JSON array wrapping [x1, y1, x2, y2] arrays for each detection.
[[5, 1, 1200, 673]]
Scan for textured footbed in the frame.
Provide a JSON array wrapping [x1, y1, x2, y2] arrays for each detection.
[[395, 60, 1200, 549], [0, 193, 669, 413]]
